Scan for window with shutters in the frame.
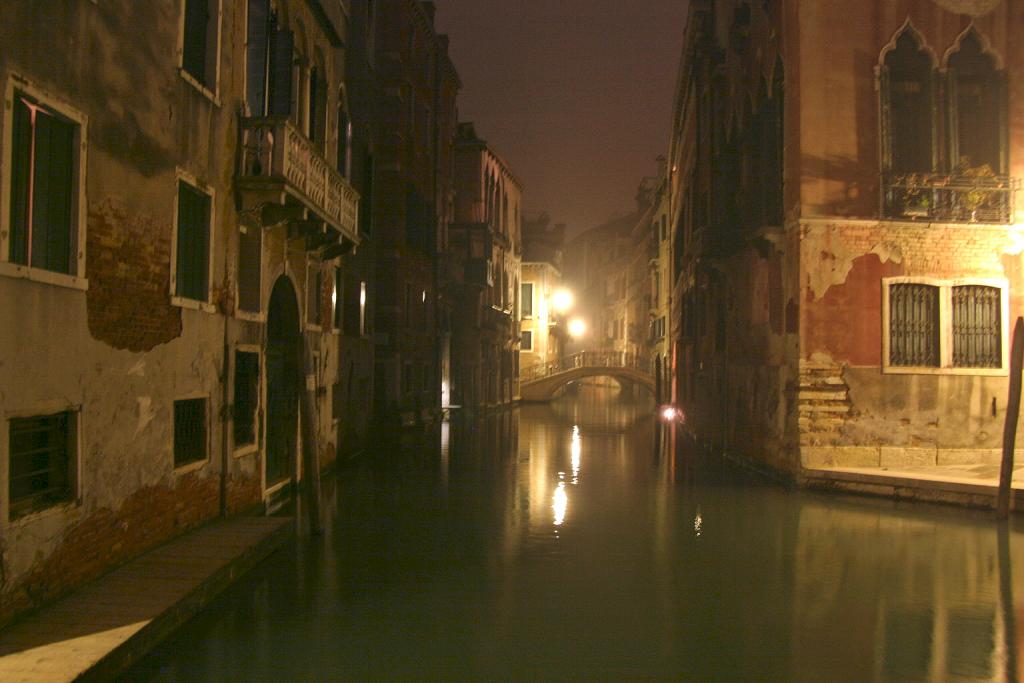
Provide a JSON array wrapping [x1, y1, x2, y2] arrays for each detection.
[[173, 397, 208, 469], [884, 278, 1007, 374], [172, 174, 213, 309], [246, 1, 292, 117], [7, 410, 78, 520], [2, 86, 86, 287], [337, 106, 351, 177], [521, 282, 533, 318], [233, 350, 260, 452], [306, 258, 322, 330], [881, 28, 935, 177], [237, 224, 262, 316], [180, 0, 221, 98], [879, 25, 1011, 222]]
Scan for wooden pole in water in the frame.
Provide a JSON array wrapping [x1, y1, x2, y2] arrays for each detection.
[[300, 336, 323, 535], [997, 316, 1024, 519]]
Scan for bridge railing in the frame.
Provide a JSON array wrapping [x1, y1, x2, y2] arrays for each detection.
[[520, 350, 653, 382]]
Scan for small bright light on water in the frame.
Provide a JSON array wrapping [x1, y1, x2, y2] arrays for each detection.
[[694, 511, 702, 536], [568, 318, 586, 338], [552, 289, 574, 314], [553, 482, 568, 526]]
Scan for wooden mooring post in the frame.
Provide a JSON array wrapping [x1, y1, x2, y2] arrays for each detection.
[[997, 316, 1024, 519]]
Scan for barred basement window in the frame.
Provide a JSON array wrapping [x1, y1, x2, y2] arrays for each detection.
[[173, 397, 207, 468], [8, 411, 76, 519], [952, 285, 1001, 368], [889, 283, 940, 367], [233, 352, 259, 448]]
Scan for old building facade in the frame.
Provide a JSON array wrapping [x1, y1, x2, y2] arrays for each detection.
[[370, 0, 459, 425], [519, 214, 567, 375], [0, 0, 360, 626], [669, 0, 1024, 476], [449, 122, 522, 409]]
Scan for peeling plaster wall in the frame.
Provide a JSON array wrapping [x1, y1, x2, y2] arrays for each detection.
[[799, 220, 1024, 465], [0, 0, 349, 626]]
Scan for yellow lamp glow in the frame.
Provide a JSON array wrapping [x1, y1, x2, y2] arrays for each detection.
[[568, 318, 587, 338], [552, 289, 574, 314]]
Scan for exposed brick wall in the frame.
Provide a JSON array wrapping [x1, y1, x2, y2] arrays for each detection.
[[86, 199, 182, 351], [0, 471, 258, 630]]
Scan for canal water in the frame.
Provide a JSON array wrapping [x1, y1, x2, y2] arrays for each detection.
[[125, 383, 1024, 682]]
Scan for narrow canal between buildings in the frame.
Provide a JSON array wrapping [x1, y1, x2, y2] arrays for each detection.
[[126, 383, 1024, 682]]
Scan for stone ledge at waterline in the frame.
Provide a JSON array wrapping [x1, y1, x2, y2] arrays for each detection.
[[0, 516, 292, 683], [801, 446, 1023, 469]]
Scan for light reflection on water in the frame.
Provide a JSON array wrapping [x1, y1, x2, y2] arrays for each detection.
[[124, 383, 1024, 682]]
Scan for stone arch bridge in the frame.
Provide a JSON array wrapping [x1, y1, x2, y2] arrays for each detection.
[[520, 350, 656, 402]]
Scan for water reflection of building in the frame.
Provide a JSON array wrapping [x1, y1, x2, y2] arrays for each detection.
[[794, 500, 1018, 682]]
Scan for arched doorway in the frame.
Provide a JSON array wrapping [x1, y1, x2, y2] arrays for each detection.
[[266, 276, 301, 487]]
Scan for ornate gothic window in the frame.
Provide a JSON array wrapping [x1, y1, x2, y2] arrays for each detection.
[[881, 28, 935, 176], [947, 29, 1006, 174]]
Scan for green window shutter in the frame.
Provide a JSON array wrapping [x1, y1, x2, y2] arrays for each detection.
[[268, 29, 293, 116], [31, 109, 75, 274], [8, 96, 32, 265], [246, 0, 270, 115], [237, 225, 261, 312], [183, 0, 209, 84], [176, 181, 211, 301]]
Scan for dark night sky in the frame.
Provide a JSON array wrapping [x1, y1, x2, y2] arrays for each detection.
[[435, 1, 690, 235]]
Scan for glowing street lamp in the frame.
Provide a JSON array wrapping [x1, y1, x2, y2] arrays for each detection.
[[568, 317, 587, 339], [552, 288, 574, 314]]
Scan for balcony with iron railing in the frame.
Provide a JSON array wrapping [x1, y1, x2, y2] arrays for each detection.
[[237, 116, 360, 246], [882, 171, 1018, 224]]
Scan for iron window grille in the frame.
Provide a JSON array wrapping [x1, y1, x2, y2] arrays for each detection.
[[887, 280, 1006, 371], [174, 398, 207, 468], [889, 283, 940, 367], [952, 285, 1001, 368], [8, 411, 75, 519]]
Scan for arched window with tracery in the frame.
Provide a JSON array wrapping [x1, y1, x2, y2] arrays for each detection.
[[880, 27, 935, 177], [947, 29, 1006, 174]]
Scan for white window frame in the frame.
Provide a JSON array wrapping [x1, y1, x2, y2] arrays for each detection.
[[177, 0, 223, 104], [172, 392, 211, 474], [521, 281, 534, 319], [521, 329, 533, 352], [0, 74, 89, 291], [171, 168, 217, 313], [1, 401, 82, 528], [235, 223, 265, 322], [232, 345, 262, 458], [305, 256, 323, 332], [882, 276, 1009, 375]]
